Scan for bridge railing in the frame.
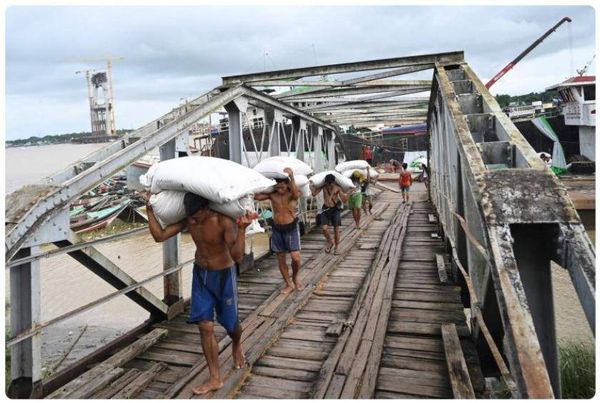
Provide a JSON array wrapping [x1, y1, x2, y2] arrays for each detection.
[[428, 62, 595, 398]]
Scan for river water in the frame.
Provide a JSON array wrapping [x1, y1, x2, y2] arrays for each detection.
[[5, 143, 110, 194]]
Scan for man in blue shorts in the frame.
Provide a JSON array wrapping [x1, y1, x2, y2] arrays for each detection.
[[311, 174, 349, 255], [255, 168, 302, 294], [146, 192, 254, 395]]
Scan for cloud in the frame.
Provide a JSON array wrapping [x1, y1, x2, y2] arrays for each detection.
[[5, 5, 596, 140]]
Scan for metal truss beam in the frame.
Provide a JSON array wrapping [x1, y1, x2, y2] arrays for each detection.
[[222, 51, 463, 85]]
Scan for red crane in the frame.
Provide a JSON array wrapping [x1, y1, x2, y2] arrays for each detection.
[[485, 17, 572, 89]]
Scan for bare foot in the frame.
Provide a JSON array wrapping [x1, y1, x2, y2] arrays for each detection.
[[192, 378, 223, 395], [325, 242, 334, 253], [232, 343, 246, 369], [281, 284, 294, 295], [334, 248, 340, 255], [293, 277, 304, 291]]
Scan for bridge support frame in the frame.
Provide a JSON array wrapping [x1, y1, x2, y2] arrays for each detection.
[[8, 247, 42, 398]]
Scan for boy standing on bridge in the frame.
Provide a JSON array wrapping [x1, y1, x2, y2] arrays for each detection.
[[311, 174, 350, 255], [146, 192, 254, 395], [254, 168, 303, 294], [399, 163, 412, 203]]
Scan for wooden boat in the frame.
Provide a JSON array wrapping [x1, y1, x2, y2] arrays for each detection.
[[70, 197, 131, 233]]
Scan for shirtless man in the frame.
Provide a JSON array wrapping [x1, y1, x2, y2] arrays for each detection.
[[255, 168, 303, 294], [146, 192, 254, 395], [311, 174, 350, 255]]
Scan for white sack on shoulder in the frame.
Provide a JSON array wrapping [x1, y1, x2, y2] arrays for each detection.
[[309, 171, 355, 191], [149, 191, 256, 229], [149, 156, 275, 203], [139, 163, 159, 188], [254, 156, 314, 179], [335, 159, 370, 173], [300, 183, 312, 198], [149, 191, 186, 229]]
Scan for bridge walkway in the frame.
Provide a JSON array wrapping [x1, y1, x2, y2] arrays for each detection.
[[46, 188, 485, 399]]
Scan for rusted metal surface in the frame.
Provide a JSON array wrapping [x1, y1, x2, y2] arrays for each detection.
[[428, 61, 595, 398]]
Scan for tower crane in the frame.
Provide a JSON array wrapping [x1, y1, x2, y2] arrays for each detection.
[[73, 55, 124, 136]]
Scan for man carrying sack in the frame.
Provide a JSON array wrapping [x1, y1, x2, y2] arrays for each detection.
[[255, 168, 303, 294], [146, 192, 254, 395]]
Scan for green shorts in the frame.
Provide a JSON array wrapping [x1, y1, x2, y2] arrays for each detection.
[[349, 193, 363, 209]]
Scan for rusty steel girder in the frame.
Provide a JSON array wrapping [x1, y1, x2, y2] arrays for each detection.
[[428, 62, 595, 398]]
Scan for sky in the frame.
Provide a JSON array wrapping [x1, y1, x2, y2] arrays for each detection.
[[4, 3, 597, 140]]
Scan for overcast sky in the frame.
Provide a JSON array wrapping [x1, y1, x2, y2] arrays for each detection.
[[4, 4, 596, 140]]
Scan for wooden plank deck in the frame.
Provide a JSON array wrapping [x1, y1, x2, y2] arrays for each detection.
[[45, 191, 485, 399]]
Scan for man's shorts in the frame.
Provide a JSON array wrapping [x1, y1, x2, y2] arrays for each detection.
[[187, 263, 239, 333], [348, 193, 363, 209], [321, 206, 341, 227], [271, 220, 301, 253], [400, 185, 410, 193]]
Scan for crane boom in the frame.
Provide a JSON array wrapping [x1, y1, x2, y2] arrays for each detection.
[[485, 17, 572, 89]]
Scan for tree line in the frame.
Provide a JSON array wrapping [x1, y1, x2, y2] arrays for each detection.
[[6, 129, 133, 146], [495, 90, 558, 108]]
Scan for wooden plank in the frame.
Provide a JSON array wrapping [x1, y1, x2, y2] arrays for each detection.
[[138, 349, 198, 366], [67, 367, 125, 399], [390, 308, 465, 323], [388, 320, 470, 337], [91, 368, 141, 399], [112, 362, 168, 399], [376, 373, 452, 398], [325, 320, 344, 336], [393, 291, 461, 303], [246, 374, 312, 393], [379, 366, 449, 382], [240, 384, 308, 399], [436, 253, 448, 284], [267, 346, 328, 361], [257, 355, 322, 372], [252, 365, 316, 382], [441, 323, 476, 399], [46, 328, 168, 399], [384, 346, 446, 361], [391, 299, 463, 311], [381, 356, 448, 372], [324, 374, 346, 399]]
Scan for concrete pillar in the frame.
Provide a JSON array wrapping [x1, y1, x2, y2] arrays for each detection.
[[159, 140, 182, 305], [8, 247, 42, 398]]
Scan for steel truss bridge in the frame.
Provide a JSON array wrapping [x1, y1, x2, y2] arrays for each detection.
[[5, 50, 594, 399]]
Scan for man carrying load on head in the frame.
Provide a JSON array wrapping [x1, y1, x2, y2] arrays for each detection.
[[310, 174, 350, 255], [254, 168, 303, 294], [146, 192, 254, 395]]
